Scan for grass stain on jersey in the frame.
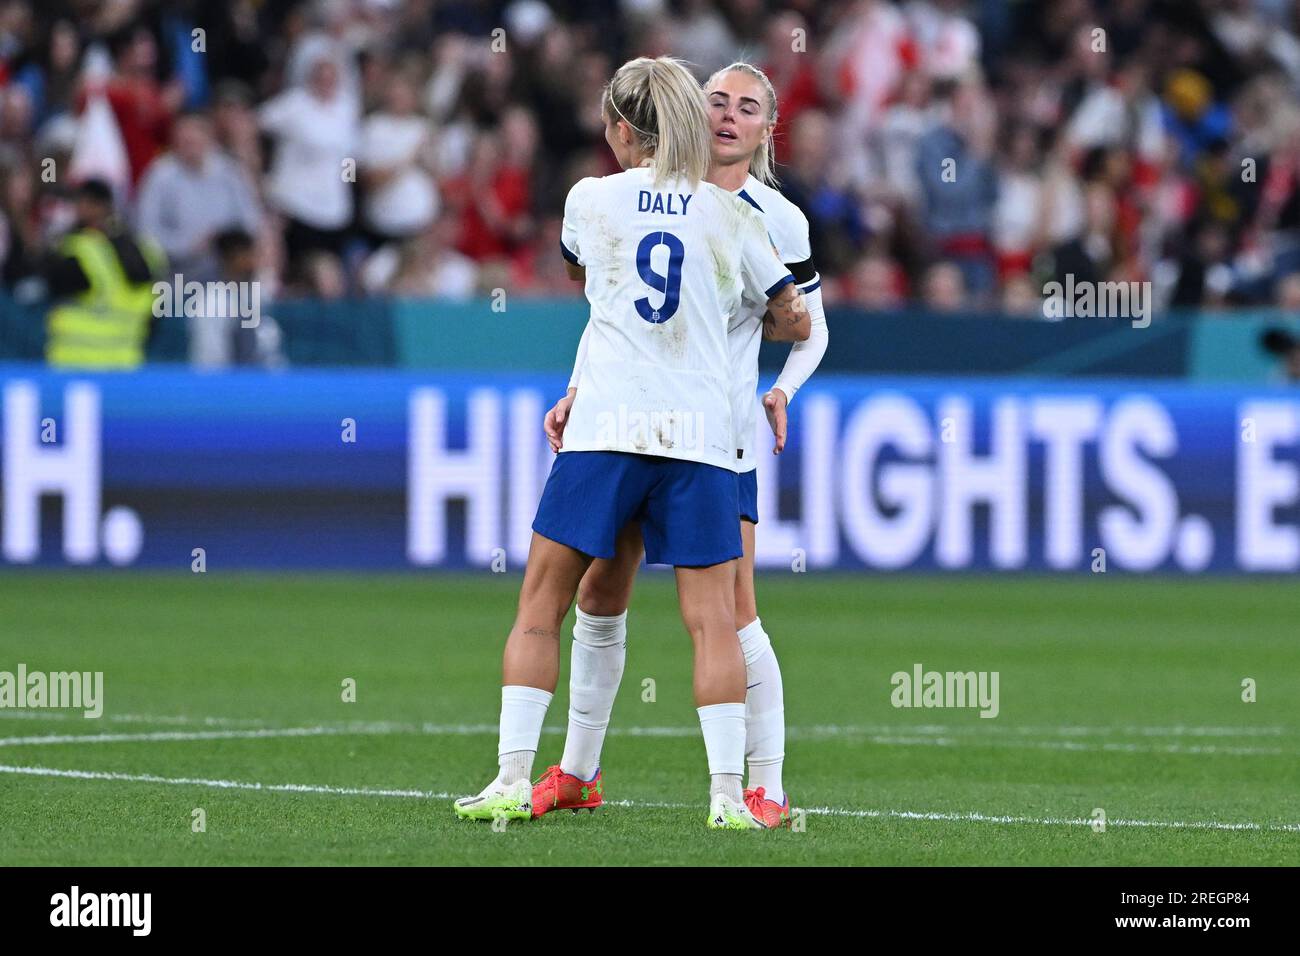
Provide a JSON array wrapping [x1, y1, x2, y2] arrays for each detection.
[[655, 413, 677, 450], [650, 318, 688, 362], [710, 239, 735, 291], [594, 215, 624, 289]]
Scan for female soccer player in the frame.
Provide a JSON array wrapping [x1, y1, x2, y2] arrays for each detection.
[[453, 56, 810, 830], [535, 62, 829, 828]]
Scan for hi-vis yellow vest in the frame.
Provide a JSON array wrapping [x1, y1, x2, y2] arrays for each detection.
[[47, 230, 163, 369]]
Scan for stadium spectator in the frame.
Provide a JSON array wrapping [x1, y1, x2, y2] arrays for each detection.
[[846, 253, 906, 309], [358, 72, 438, 244], [90, 25, 183, 187], [672, 0, 739, 79], [43, 178, 165, 369], [0, 84, 35, 169], [914, 76, 999, 298], [134, 111, 262, 281], [781, 108, 867, 276], [907, 0, 981, 81], [824, 0, 913, 159], [211, 81, 264, 188], [1045, 182, 1117, 291], [1168, 220, 1235, 308], [199, 1, 270, 92], [189, 227, 283, 370], [259, 53, 359, 265], [1160, 69, 1233, 170], [290, 249, 348, 301], [1001, 273, 1042, 317], [993, 122, 1049, 280], [759, 11, 821, 169], [360, 213, 476, 299], [284, 0, 363, 115], [9, 19, 82, 127], [872, 69, 935, 207], [444, 108, 537, 266], [922, 260, 967, 312], [1066, 54, 1163, 160], [0, 161, 43, 292], [515, 215, 577, 295]]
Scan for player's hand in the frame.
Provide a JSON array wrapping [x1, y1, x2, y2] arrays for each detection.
[[545, 388, 577, 453], [763, 388, 788, 454]]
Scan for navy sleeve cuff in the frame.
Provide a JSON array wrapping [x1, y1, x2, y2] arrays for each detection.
[[765, 274, 796, 299]]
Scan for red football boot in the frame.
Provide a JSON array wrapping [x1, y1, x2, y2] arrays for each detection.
[[531, 765, 603, 818], [743, 786, 792, 828]]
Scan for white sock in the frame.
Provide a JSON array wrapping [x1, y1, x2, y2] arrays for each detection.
[[497, 750, 533, 787], [560, 608, 627, 781], [698, 702, 746, 800], [738, 618, 785, 803], [710, 772, 743, 802], [497, 684, 552, 784]]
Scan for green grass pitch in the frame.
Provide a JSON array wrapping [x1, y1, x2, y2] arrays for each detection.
[[1, 571, 1297, 866]]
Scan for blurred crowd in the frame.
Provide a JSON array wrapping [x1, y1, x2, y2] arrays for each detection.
[[3, 0, 1300, 316]]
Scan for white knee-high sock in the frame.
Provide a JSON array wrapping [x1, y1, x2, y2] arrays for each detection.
[[559, 608, 627, 781], [698, 702, 746, 801], [497, 684, 553, 785], [738, 617, 785, 802]]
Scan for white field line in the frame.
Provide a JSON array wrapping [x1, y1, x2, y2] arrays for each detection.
[[2, 763, 1298, 835], [0, 764, 436, 799], [858, 735, 1285, 756], [0, 710, 1291, 740], [0, 711, 266, 726], [0, 723, 1291, 756], [0, 727, 348, 747]]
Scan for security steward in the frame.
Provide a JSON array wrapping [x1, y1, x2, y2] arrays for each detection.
[[45, 179, 166, 369]]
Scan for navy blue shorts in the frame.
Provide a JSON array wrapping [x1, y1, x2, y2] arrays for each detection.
[[737, 469, 758, 524], [533, 450, 742, 567]]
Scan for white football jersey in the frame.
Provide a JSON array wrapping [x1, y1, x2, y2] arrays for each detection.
[[726, 175, 818, 473], [560, 166, 794, 471]]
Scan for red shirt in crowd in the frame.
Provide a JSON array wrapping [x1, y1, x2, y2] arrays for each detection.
[[79, 78, 174, 186], [449, 164, 532, 262]]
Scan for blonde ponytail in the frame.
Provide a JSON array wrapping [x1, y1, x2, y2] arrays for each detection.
[[603, 57, 710, 187], [705, 62, 780, 187]]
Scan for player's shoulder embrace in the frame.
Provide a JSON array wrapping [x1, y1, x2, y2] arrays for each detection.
[[747, 179, 811, 258], [752, 179, 809, 230], [701, 181, 766, 228]]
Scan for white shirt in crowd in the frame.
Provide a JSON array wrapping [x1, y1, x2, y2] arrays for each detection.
[[259, 87, 358, 231], [359, 243, 477, 299], [993, 170, 1044, 256], [359, 113, 439, 237]]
